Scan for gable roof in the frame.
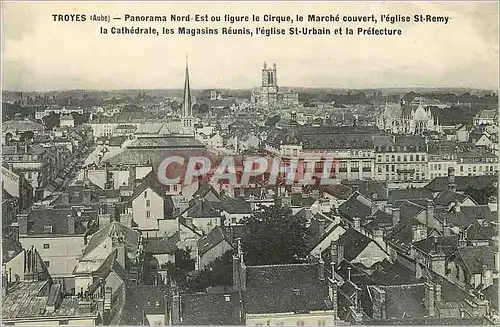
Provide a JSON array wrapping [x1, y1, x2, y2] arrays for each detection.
[[82, 221, 140, 258], [244, 263, 331, 314], [338, 192, 373, 223], [180, 292, 243, 325], [425, 175, 497, 192], [144, 237, 178, 255], [197, 226, 233, 256], [88, 250, 128, 294], [131, 170, 174, 217], [388, 188, 434, 204], [433, 190, 473, 207], [26, 207, 91, 236], [457, 246, 495, 274]]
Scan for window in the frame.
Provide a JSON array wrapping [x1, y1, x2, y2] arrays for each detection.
[[385, 155, 389, 162], [44, 261, 50, 267], [43, 244, 50, 249], [146, 211, 151, 218], [166, 185, 170, 192], [397, 155, 401, 162], [410, 154, 414, 161], [144, 191, 148, 198], [146, 200, 151, 207], [59, 320, 69, 325], [173, 185, 178, 191], [460, 166, 464, 172], [403, 155, 407, 162], [391, 155, 395, 162]]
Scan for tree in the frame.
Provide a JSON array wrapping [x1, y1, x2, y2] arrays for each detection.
[[166, 247, 196, 290], [265, 114, 281, 127], [193, 103, 210, 114], [242, 205, 308, 265], [188, 249, 235, 292], [20, 131, 34, 143], [42, 112, 60, 130]]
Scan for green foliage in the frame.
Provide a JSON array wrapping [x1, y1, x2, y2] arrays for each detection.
[[42, 112, 60, 130], [193, 103, 210, 114], [265, 114, 281, 126], [188, 249, 235, 292], [242, 205, 308, 265], [166, 248, 195, 290]]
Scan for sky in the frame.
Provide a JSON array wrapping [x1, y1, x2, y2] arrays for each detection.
[[2, 1, 499, 91]]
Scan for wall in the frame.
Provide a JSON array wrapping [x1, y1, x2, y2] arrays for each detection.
[[246, 311, 336, 326], [132, 187, 164, 231], [352, 241, 389, 268], [192, 217, 222, 235], [199, 240, 233, 269], [310, 225, 347, 257], [20, 236, 85, 280], [4, 250, 25, 283]]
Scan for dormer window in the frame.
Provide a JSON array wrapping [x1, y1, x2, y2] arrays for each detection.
[[44, 225, 53, 234], [224, 295, 231, 302], [292, 289, 301, 296]]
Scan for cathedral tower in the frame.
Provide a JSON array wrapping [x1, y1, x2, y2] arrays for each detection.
[[181, 55, 194, 135]]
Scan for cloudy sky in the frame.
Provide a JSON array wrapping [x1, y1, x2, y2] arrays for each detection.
[[2, 1, 498, 91]]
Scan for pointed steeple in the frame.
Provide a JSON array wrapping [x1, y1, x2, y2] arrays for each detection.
[[183, 54, 192, 118]]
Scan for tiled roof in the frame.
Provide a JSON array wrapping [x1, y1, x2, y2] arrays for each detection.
[[26, 207, 90, 235], [82, 221, 139, 259], [379, 284, 426, 320], [220, 196, 252, 214], [127, 136, 204, 149], [425, 175, 497, 192], [337, 228, 376, 262], [388, 188, 434, 204], [466, 225, 496, 241], [118, 284, 170, 324], [317, 184, 353, 200], [244, 263, 331, 314], [186, 198, 221, 218], [290, 193, 318, 207], [338, 192, 372, 223], [180, 292, 243, 325], [2, 119, 44, 133], [413, 236, 458, 256], [457, 246, 495, 274], [145, 237, 178, 255], [197, 226, 233, 256]]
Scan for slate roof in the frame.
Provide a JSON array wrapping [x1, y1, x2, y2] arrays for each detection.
[[127, 136, 205, 149], [117, 284, 170, 324], [2, 119, 44, 134], [82, 221, 139, 258], [438, 205, 496, 228], [378, 284, 426, 320], [220, 196, 252, 214], [457, 246, 495, 274], [26, 207, 90, 236], [317, 184, 353, 200], [197, 226, 233, 256], [290, 193, 318, 207], [88, 250, 128, 294], [461, 205, 498, 224], [244, 263, 331, 314], [338, 192, 372, 223], [180, 292, 243, 325], [434, 190, 473, 206], [104, 148, 209, 166], [336, 228, 377, 262], [385, 219, 429, 252], [346, 181, 388, 201], [413, 236, 458, 256], [186, 198, 221, 218], [388, 188, 434, 204], [425, 175, 497, 192], [145, 237, 178, 255], [466, 225, 496, 241]]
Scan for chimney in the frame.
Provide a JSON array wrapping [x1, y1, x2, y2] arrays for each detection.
[[415, 258, 423, 279], [351, 184, 359, 193], [458, 229, 468, 248], [11, 222, 19, 243], [330, 241, 338, 268], [488, 196, 497, 212], [17, 213, 28, 235], [104, 286, 112, 311], [67, 214, 75, 235], [232, 255, 241, 290], [60, 193, 70, 205], [318, 218, 326, 236], [385, 203, 393, 215], [392, 207, 400, 226], [353, 217, 360, 231], [424, 282, 435, 317], [454, 202, 461, 213], [482, 264, 493, 288], [347, 267, 351, 282], [338, 242, 345, 264], [447, 167, 456, 192], [434, 284, 442, 302], [82, 190, 91, 204], [171, 294, 181, 324], [318, 258, 325, 281], [426, 201, 434, 225], [373, 229, 385, 249], [371, 286, 386, 320], [412, 225, 426, 243]]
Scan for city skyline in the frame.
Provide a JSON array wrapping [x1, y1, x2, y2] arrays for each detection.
[[2, 1, 499, 91]]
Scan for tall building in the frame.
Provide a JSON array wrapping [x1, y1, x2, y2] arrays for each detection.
[[376, 102, 442, 135], [181, 55, 195, 136], [251, 62, 299, 108]]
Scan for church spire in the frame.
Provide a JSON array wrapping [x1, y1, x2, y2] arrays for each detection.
[[183, 54, 192, 118]]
